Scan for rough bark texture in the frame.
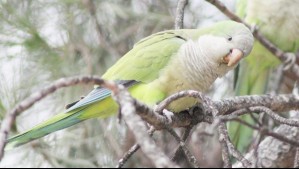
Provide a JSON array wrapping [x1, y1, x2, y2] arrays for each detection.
[[234, 111, 299, 168]]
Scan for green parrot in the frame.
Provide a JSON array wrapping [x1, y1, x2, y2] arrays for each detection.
[[229, 0, 299, 152], [6, 20, 254, 149]]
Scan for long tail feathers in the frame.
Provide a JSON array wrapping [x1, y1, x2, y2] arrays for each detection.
[[6, 81, 135, 149], [6, 108, 86, 149]]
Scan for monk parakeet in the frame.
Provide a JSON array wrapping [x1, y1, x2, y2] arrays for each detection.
[[6, 20, 254, 148], [230, 0, 299, 152]]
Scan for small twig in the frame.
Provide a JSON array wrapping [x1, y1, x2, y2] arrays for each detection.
[[117, 144, 140, 168], [215, 94, 299, 115], [263, 129, 299, 147], [218, 123, 252, 168], [182, 125, 193, 141], [294, 148, 299, 168], [249, 112, 263, 127], [174, 0, 188, 29], [171, 125, 193, 163], [218, 124, 232, 168], [205, 0, 242, 22], [230, 118, 259, 130], [220, 105, 299, 129], [228, 116, 299, 147], [116, 128, 155, 168], [219, 108, 249, 119], [166, 127, 199, 167], [252, 132, 263, 168], [249, 106, 299, 127]]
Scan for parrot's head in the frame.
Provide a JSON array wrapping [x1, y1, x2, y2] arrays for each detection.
[[197, 21, 254, 75]]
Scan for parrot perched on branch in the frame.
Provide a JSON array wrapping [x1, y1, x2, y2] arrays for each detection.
[[6, 21, 254, 149], [229, 0, 299, 152]]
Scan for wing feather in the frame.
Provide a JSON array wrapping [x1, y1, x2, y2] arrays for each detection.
[[102, 30, 188, 82]]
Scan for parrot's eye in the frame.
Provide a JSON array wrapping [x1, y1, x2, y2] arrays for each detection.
[[228, 37, 232, 41]]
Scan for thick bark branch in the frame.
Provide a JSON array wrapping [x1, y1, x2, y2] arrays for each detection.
[[111, 84, 178, 168]]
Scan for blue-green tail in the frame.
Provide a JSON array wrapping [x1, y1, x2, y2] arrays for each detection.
[[6, 109, 85, 149], [6, 86, 115, 149], [6, 81, 136, 149]]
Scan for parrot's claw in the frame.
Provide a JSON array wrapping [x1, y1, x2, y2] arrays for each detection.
[[153, 105, 174, 123], [162, 109, 174, 123], [283, 53, 296, 71]]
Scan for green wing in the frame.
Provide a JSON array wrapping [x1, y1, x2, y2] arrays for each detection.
[[102, 30, 188, 82]]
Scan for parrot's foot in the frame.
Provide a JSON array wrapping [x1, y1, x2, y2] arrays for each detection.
[[283, 53, 296, 71], [188, 104, 211, 125], [162, 109, 174, 123], [153, 105, 174, 123]]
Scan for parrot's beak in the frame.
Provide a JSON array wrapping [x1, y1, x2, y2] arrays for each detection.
[[223, 49, 244, 67]]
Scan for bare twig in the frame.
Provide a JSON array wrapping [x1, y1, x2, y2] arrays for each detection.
[[227, 117, 299, 149], [252, 132, 263, 168], [215, 94, 299, 115], [205, 0, 299, 79], [171, 126, 193, 162], [223, 114, 299, 149], [230, 118, 259, 131], [249, 106, 299, 127], [166, 127, 199, 167], [117, 144, 140, 168], [263, 129, 299, 147], [205, 0, 243, 22], [295, 148, 299, 168], [117, 128, 155, 168], [174, 0, 188, 29], [218, 124, 232, 168], [218, 123, 252, 168]]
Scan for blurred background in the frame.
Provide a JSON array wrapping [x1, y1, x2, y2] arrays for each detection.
[[0, 0, 237, 167]]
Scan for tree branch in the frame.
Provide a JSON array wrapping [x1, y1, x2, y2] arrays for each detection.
[[174, 0, 188, 29], [171, 126, 193, 163], [218, 124, 232, 168], [110, 84, 178, 168], [218, 123, 252, 168], [166, 127, 199, 167], [116, 127, 155, 168], [295, 148, 299, 168]]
